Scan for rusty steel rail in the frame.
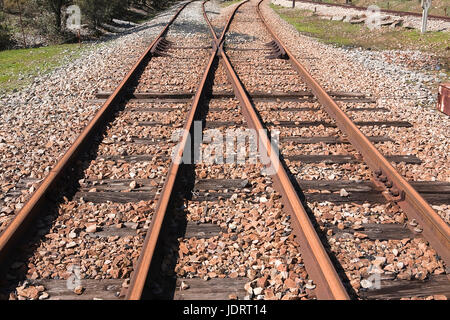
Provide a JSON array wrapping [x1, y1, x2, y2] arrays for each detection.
[[257, 0, 450, 265], [0, 1, 193, 270], [125, 42, 218, 301], [292, 0, 450, 22], [125, 0, 250, 300], [202, 0, 243, 46], [203, 0, 350, 300]]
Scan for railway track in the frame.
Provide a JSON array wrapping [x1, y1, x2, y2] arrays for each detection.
[[0, 0, 448, 300], [291, 0, 450, 22]]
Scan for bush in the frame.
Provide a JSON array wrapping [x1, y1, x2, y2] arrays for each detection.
[[75, 0, 125, 28], [1, 0, 177, 48], [0, 11, 13, 50]]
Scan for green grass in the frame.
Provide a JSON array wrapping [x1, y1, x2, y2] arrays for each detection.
[[271, 4, 450, 75], [280, 12, 360, 46], [0, 43, 89, 94], [221, 0, 243, 7]]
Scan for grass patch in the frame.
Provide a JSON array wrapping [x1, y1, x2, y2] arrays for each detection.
[[271, 4, 450, 74], [221, 0, 243, 7], [0, 43, 90, 94]]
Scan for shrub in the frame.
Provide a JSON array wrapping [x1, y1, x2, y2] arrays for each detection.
[[75, 0, 125, 28], [0, 11, 13, 50]]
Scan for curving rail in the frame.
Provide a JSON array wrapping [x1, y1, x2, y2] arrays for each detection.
[[257, 0, 450, 266]]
